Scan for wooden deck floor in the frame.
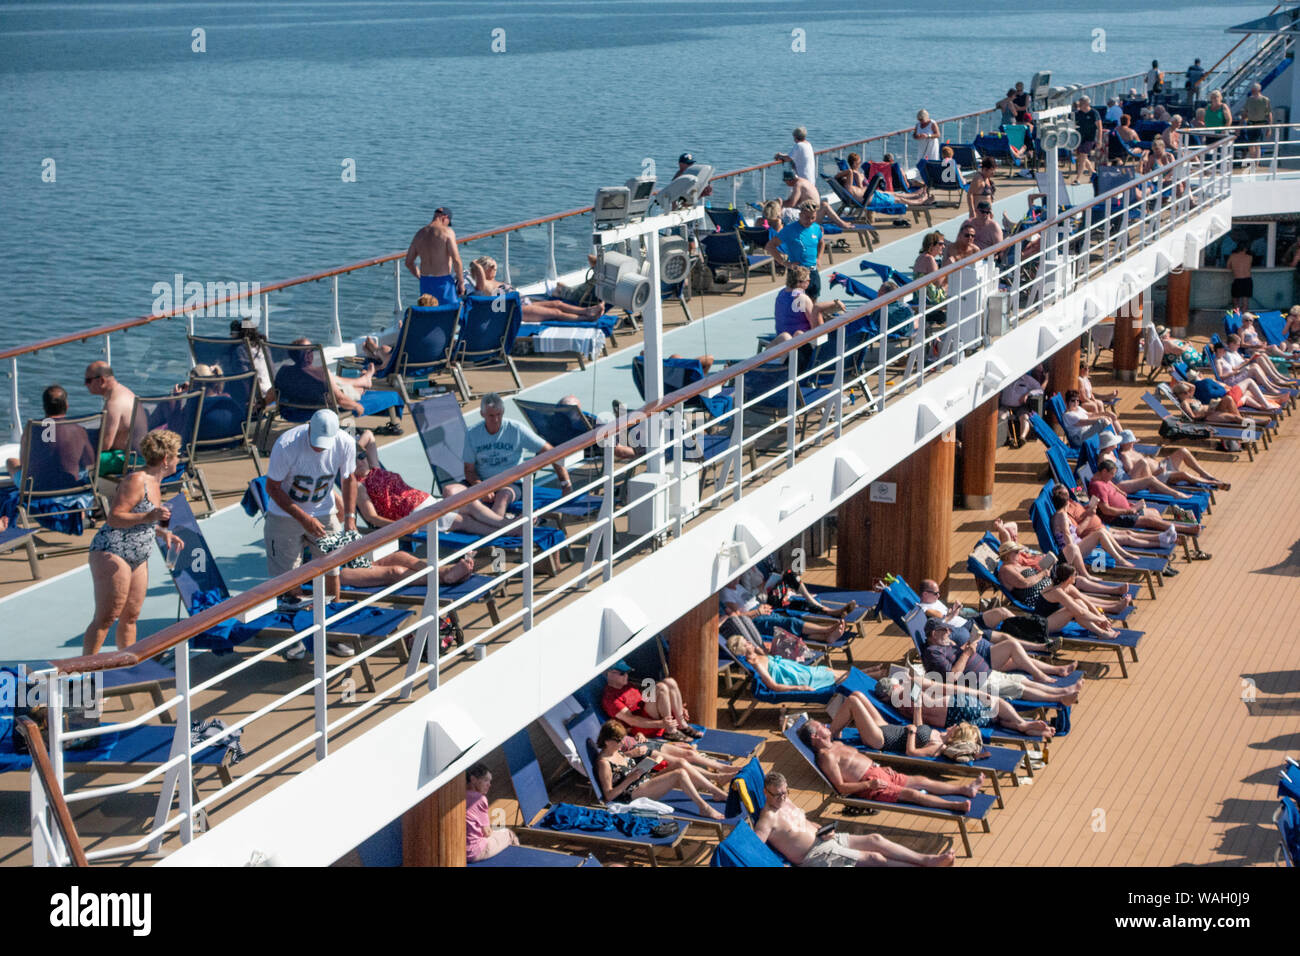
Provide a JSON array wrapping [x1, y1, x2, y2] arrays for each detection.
[[447, 371, 1299, 868]]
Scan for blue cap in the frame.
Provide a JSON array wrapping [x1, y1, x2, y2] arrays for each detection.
[[609, 660, 633, 673]]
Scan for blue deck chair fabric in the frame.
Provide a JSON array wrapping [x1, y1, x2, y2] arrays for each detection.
[[0, 522, 39, 578], [452, 292, 525, 396], [11, 414, 102, 535], [1256, 310, 1290, 347], [568, 708, 747, 829], [266, 341, 338, 423], [515, 399, 596, 450], [711, 820, 788, 867], [0, 721, 230, 776], [165, 492, 407, 656], [191, 371, 259, 453], [705, 206, 744, 232], [467, 844, 590, 867], [917, 159, 968, 204], [858, 259, 913, 287], [380, 303, 461, 396], [1279, 758, 1300, 867], [699, 230, 773, 295], [631, 355, 734, 419], [501, 728, 687, 856]]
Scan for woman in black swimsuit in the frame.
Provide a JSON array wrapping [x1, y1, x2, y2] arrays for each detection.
[[967, 157, 998, 217], [83, 429, 185, 656], [593, 720, 726, 819], [996, 542, 1121, 638]]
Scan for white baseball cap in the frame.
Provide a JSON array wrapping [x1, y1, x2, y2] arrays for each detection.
[[308, 409, 340, 448]]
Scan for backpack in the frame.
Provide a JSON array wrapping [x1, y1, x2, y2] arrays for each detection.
[[1159, 419, 1213, 440]]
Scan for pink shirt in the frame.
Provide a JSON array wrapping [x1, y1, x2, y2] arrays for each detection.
[[1088, 477, 1131, 513], [466, 789, 491, 862]]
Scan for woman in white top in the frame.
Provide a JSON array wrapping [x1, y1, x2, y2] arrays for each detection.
[[914, 109, 940, 163]]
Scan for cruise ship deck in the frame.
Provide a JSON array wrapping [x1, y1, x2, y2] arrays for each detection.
[[3, 32, 1299, 868]]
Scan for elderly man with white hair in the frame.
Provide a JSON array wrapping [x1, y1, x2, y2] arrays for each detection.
[[1243, 82, 1273, 159], [773, 126, 815, 182], [463, 393, 571, 516], [1113, 429, 1229, 491]]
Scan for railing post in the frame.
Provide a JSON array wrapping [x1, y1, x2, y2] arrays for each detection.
[[28, 760, 51, 866], [176, 639, 194, 843], [312, 574, 328, 761], [393, 260, 403, 315], [425, 549, 441, 691], [732, 372, 745, 503], [785, 348, 798, 470], [731, 176, 739, 208], [44, 668, 64, 784], [503, 232, 512, 287], [8, 357, 20, 445], [833, 324, 846, 440], [602, 437, 616, 583], [103, 333, 111, 366], [262, 292, 271, 340], [760, 167, 767, 202], [523, 474, 534, 630], [671, 405, 685, 540], [330, 275, 343, 347], [546, 223, 558, 283], [1271, 125, 1281, 180]]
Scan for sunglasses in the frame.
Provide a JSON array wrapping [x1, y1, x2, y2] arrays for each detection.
[[84, 376, 102, 385]]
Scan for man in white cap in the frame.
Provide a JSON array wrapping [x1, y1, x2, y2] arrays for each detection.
[[1114, 429, 1229, 492], [264, 409, 358, 610], [1095, 429, 1199, 511]]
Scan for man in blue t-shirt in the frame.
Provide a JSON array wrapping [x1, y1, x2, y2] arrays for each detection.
[[766, 201, 826, 300], [463, 393, 572, 515]]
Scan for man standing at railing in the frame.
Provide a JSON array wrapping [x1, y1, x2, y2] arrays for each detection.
[[1185, 58, 1204, 95], [773, 127, 815, 183], [766, 201, 826, 301], [405, 207, 465, 306], [264, 409, 356, 634], [1243, 83, 1273, 160]]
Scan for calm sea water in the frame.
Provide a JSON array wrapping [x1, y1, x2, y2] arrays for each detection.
[[0, 0, 1274, 423]]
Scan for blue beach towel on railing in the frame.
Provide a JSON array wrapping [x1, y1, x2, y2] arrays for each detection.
[[539, 803, 670, 837]]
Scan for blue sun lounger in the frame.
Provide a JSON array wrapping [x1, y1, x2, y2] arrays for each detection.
[[501, 728, 688, 866], [568, 708, 749, 836], [832, 667, 1028, 797], [468, 845, 599, 867], [1142, 389, 1265, 459], [718, 633, 839, 726], [165, 494, 410, 691], [710, 820, 789, 867], [451, 292, 525, 400], [784, 714, 995, 857], [1078, 433, 1212, 515], [966, 533, 1144, 678], [1276, 757, 1299, 867]]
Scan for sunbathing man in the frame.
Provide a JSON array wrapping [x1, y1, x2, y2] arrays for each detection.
[[1218, 336, 1297, 396], [756, 772, 955, 867], [799, 719, 985, 812], [834, 152, 932, 205], [1183, 364, 1279, 415], [404, 206, 464, 305], [285, 337, 377, 416], [1088, 459, 1208, 558], [1168, 380, 1253, 426], [1096, 430, 1200, 505], [1114, 428, 1229, 491], [873, 670, 1058, 739], [778, 169, 855, 228], [602, 660, 702, 743], [921, 618, 1081, 704], [810, 695, 946, 756]]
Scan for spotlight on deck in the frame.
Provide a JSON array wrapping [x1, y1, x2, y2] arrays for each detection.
[[658, 235, 690, 284], [654, 164, 714, 210], [594, 250, 651, 312]]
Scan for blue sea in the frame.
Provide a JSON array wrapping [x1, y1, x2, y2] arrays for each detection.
[[0, 0, 1274, 424]]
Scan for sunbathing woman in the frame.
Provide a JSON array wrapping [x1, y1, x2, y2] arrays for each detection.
[[725, 635, 846, 693], [996, 542, 1123, 638], [616, 727, 739, 784], [835, 152, 931, 205], [873, 671, 1056, 739], [1114, 429, 1229, 491], [470, 256, 606, 322], [594, 720, 726, 820], [287, 336, 376, 416]]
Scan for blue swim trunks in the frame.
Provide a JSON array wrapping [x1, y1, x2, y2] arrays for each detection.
[[420, 274, 460, 305]]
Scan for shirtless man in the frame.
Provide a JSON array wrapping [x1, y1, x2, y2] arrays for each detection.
[[754, 771, 955, 867], [778, 169, 853, 229], [1227, 246, 1254, 313], [84, 361, 137, 477], [404, 207, 464, 305], [799, 719, 985, 811]]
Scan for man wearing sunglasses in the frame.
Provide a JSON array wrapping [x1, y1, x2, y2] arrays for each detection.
[[404, 206, 465, 306]]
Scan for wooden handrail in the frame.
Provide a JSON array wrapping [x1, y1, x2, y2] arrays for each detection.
[[52, 136, 1228, 677], [0, 71, 1147, 367], [15, 717, 89, 867]]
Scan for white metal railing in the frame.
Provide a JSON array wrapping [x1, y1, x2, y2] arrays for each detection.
[[29, 136, 1236, 864], [0, 68, 1154, 441]]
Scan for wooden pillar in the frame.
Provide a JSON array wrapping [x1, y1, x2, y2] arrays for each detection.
[[403, 776, 465, 867], [836, 429, 957, 592], [1166, 268, 1191, 336], [667, 595, 719, 728], [957, 396, 1000, 510], [1113, 297, 1142, 382], [1048, 336, 1081, 403]]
